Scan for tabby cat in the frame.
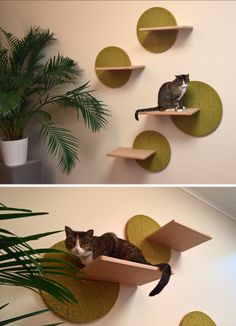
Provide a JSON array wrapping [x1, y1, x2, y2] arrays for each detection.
[[65, 226, 171, 296], [135, 74, 190, 120]]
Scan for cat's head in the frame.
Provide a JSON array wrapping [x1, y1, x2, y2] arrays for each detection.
[[175, 74, 190, 88], [65, 226, 94, 258]]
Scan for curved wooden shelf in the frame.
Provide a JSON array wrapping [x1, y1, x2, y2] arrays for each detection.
[[139, 25, 193, 32], [139, 108, 200, 116], [146, 220, 212, 252], [107, 147, 155, 160], [95, 65, 145, 71], [82, 255, 161, 285]]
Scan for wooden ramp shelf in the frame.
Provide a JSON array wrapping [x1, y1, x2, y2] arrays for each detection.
[[139, 26, 193, 32], [146, 220, 212, 252], [139, 108, 200, 116], [107, 147, 156, 160], [82, 255, 161, 285], [95, 65, 145, 71]]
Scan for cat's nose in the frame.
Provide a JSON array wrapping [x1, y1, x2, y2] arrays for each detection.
[[74, 248, 84, 255]]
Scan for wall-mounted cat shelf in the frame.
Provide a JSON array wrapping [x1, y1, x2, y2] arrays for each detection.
[[95, 46, 145, 87], [139, 26, 193, 32], [82, 255, 161, 285], [42, 217, 213, 324], [107, 147, 155, 160], [146, 220, 212, 252], [95, 65, 145, 71], [108, 131, 171, 173], [137, 7, 193, 53], [138, 108, 200, 117]]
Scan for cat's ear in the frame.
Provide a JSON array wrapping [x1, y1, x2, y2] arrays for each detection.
[[65, 226, 73, 236], [86, 229, 94, 237]]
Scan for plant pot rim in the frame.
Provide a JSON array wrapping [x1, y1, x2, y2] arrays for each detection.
[[0, 136, 28, 143]]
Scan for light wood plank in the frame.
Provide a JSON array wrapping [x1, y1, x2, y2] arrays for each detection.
[[139, 26, 193, 32], [82, 255, 161, 285], [147, 220, 212, 252], [139, 108, 200, 116], [107, 147, 156, 160], [95, 65, 145, 71]]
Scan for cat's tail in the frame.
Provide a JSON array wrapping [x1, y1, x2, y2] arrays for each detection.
[[135, 107, 159, 121], [149, 263, 172, 296]]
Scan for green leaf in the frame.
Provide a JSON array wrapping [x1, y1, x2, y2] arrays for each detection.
[[0, 211, 48, 220], [0, 273, 78, 303], [0, 203, 32, 212], [50, 82, 110, 132], [0, 228, 15, 235], [39, 54, 81, 91], [0, 303, 9, 310], [0, 90, 23, 118], [0, 308, 50, 325], [40, 123, 79, 174], [0, 248, 64, 261]]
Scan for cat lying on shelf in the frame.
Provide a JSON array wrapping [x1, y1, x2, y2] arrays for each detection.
[[135, 74, 190, 120], [65, 226, 171, 296]]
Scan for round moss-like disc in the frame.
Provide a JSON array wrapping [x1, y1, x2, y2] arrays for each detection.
[[137, 7, 178, 53], [126, 214, 171, 264], [133, 130, 171, 172], [172, 81, 223, 137], [41, 241, 120, 324], [180, 311, 217, 326], [95, 46, 132, 87]]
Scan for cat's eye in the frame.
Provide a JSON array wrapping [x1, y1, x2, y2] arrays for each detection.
[[66, 238, 75, 248]]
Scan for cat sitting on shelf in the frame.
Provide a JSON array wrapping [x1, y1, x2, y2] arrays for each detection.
[[135, 74, 190, 120], [65, 226, 171, 296]]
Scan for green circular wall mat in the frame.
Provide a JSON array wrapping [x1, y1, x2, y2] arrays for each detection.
[[95, 46, 132, 87], [126, 214, 171, 264], [41, 241, 120, 324], [180, 311, 216, 326], [133, 130, 171, 172], [137, 7, 177, 53], [172, 81, 223, 137]]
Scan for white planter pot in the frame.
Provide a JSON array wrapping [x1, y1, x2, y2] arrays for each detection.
[[0, 137, 28, 167]]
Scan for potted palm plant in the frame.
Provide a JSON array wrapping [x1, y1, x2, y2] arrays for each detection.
[[0, 26, 109, 173]]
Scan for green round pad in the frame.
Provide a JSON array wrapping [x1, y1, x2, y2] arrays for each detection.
[[180, 311, 216, 326], [172, 81, 223, 137], [95, 46, 132, 87], [137, 7, 177, 53], [41, 241, 120, 324], [133, 130, 171, 172], [126, 214, 171, 264]]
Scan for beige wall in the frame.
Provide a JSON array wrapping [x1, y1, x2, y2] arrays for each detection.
[[0, 1, 235, 183], [1, 187, 236, 325]]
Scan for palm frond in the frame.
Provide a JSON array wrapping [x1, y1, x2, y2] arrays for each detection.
[[40, 123, 79, 174], [0, 211, 48, 220], [0, 90, 23, 118], [49, 82, 110, 132], [0, 307, 50, 325], [37, 54, 81, 92], [0, 28, 20, 69], [0, 204, 83, 326], [0, 303, 9, 310], [0, 203, 32, 212], [11, 26, 54, 75], [0, 272, 77, 303]]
